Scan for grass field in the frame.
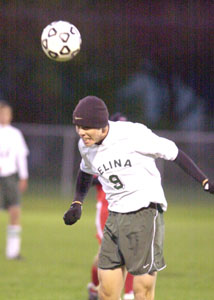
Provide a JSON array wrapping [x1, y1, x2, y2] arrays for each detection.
[[0, 185, 214, 300]]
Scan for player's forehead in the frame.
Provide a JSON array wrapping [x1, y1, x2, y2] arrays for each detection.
[[0, 105, 12, 113]]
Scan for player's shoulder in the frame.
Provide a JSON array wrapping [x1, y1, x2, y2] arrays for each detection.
[[9, 125, 24, 136], [0, 124, 18, 133], [109, 120, 151, 135]]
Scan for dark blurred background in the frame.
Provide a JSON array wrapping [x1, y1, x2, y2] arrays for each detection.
[[0, 0, 213, 130]]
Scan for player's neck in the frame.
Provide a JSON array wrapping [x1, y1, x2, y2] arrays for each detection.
[[96, 125, 109, 145]]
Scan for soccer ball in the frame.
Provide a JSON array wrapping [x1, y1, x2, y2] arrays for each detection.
[[41, 20, 82, 62]]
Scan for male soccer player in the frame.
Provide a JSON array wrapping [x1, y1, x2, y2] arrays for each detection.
[[88, 113, 134, 300], [0, 101, 29, 259], [64, 96, 214, 300]]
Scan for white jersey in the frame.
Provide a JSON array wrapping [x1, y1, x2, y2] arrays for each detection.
[[79, 121, 178, 212], [0, 124, 29, 179]]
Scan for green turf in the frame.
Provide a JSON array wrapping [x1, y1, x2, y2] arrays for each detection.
[[0, 186, 213, 299]]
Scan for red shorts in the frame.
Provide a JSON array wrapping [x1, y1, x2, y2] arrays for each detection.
[[95, 184, 108, 244]]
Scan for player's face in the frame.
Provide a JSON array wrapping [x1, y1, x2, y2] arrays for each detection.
[[76, 125, 108, 147], [0, 107, 12, 125]]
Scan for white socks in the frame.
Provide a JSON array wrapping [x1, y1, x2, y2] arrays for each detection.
[[123, 294, 135, 300], [6, 225, 22, 259]]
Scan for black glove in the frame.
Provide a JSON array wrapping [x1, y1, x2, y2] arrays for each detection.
[[202, 179, 214, 194], [63, 202, 82, 225]]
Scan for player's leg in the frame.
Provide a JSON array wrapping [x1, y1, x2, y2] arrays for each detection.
[[8, 204, 21, 224], [5, 175, 22, 259], [133, 272, 157, 300], [6, 205, 22, 259], [88, 194, 108, 299], [120, 206, 165, 300], [91, 199, 106, 290], [98, 210, 127, 299], [88, 252, 99, 299], [98, 266, 126, 300], [92, 253, 99, 286], [88, 192, 108, 300], [123, 273, 134, 300]]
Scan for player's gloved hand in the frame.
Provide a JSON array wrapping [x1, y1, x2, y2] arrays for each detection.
[[63, 201, 82, 225], [202, 179, 214, 194]]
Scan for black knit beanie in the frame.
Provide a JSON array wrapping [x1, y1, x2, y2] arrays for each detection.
[[73, 96, 109, 128]]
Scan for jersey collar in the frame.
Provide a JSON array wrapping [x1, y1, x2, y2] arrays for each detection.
[[100, 121, 115, 146]]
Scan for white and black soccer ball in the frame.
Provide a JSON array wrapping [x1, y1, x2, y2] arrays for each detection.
[[41, 20, 82, 62]]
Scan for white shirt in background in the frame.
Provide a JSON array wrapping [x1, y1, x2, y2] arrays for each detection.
[[0, 125, 29, 179]]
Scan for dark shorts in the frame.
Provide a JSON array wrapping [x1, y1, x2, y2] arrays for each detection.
[[0, 174, 20, 209], [98, 204, 166, 275]]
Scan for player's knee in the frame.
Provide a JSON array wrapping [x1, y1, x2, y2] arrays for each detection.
[[98, 282, 122, 300], [134, 273, 156, 300], [134, 289, 154, 300], [98, 284, 111, 299]]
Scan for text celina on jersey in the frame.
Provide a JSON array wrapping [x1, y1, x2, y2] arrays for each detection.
[[79, 121, 178, 213]]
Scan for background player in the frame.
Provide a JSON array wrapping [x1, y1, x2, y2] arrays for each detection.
[[0, 101, 29, 259], [64, 96, 214, 300], [88, 113, 134, 300]]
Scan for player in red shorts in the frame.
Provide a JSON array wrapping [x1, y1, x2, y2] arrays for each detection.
[[87, 113, 134, 300]]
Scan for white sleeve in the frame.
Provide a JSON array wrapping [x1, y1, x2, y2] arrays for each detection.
[[16, 131, 29, 179], [80, 158, 94, 175], [135, 124, 179, 161], [17, 155, 29, 179], [78, 140, 95, 175]]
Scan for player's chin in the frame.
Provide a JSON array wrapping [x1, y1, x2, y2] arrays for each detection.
[[82, 139, 94, 147]]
